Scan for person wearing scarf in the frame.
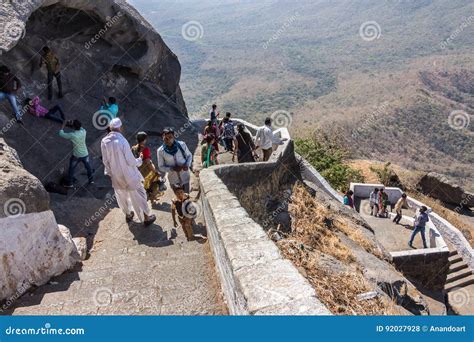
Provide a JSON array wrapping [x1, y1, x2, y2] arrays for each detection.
[[157, 127, 193, 194]]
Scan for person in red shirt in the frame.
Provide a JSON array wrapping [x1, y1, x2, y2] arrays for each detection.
[[131, 132, 165, 203]]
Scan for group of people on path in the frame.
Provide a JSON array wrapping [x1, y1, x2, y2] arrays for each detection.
[[201, 104, 287, 168]]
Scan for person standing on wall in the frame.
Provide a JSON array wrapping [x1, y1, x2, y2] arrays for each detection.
[[393, 193, 411, 225], [0, 65, 22, 124], [255, 117, 287, 161], [157, 127, 193, 194], [59, 119, 93, 187], [101, 118, 156, 226], [409, 206, 429, 249], [39, 46, 63, 100]]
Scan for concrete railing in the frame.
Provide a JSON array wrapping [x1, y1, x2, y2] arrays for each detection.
[[198, 122, 330, 315]]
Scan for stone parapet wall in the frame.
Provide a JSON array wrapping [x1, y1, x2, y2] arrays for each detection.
[[199, 125, 330, 315]]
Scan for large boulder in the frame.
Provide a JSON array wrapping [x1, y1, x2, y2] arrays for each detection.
[[0, 140, 80, 302], [418, 172, 474, 208]]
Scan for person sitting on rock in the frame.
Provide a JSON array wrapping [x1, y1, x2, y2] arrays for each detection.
[[131, 131, 166, 203], [0, 65, 22, 124], [24, 96, 66, 124], [409, 206, 429, 249], [343, 190, 354, 209], [201, 134, 218, 168], [59, 120, 93, 188], [369, 188, 379, 217], [100, 96, 119, 120], [171, 184, 194, 241], [393, 193, 411, 225], [39, 46, 63, 100], [101, 118, 156, 226], [157, 127, 193, 194]]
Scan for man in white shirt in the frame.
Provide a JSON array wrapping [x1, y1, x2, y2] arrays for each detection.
[[255, 117, 287, 161], [101, 118, 156, 226], [157, 127, 193, 194], [369, 188, 379, 217]]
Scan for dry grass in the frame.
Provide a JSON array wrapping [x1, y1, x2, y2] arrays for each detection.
[[277, 239, 399, 315]]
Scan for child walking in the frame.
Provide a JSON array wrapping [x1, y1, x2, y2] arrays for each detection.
[[171, 185, 194, 241]]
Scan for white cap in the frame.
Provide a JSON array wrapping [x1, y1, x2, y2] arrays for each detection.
[[109, 118, 122, 129]]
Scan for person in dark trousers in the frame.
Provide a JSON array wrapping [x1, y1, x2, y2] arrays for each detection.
[[24, 97, 65, 123], [59, 120, 93, 187], [409, 206, 429, 249], [221, 116, 235, 152], [209, 104, 219, 125], [233, 123, 256, 163], [0, 65, 22, 123], [40, 46, 63, 100], [393, 193, 411, 224]]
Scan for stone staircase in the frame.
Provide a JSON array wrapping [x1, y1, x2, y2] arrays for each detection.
[[445, 250, 474, 292]]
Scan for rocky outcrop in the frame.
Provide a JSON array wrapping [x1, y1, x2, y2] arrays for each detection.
[[418, 172, 474, 208], [0, 139, 80, 302], [0, 0, 188, 183]]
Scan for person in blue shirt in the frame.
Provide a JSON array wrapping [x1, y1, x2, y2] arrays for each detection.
[[100, 96, 119, 120], [409, 206, 429, 249]]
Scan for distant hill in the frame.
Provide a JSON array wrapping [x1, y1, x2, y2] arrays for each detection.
[[129, 0, 474, 189]]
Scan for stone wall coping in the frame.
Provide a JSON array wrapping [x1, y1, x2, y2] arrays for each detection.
[[199, 121, 331, 315]]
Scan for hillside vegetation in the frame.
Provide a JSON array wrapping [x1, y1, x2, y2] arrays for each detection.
[[129, 0, 474, 188]]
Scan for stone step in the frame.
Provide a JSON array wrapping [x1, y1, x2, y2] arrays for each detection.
[[445, 274, 474, 292], [448, 254, 463, 265], [448, 250, 458, 257], [448, 261, 469, 274], [446, 268, 473, 284]]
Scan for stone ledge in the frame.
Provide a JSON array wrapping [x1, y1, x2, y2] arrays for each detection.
[[199, 125, 330, 315]]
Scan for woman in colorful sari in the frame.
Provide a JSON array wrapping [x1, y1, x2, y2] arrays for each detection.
[[203, 120, 220, 152], [131, 132, 165, 203], [201, 134, 218, 168]]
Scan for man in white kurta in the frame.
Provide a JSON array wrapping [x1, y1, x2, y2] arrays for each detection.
[[101, 118, 156, 226]]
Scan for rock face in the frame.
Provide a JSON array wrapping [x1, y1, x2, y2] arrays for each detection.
[[0, 140, 80, 302], [0, 0, 189, 183], [418, 172, 474, 208]]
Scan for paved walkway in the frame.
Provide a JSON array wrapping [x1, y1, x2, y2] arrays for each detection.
[[356, 198, 424, 252], [8, 185, 226, 315]]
